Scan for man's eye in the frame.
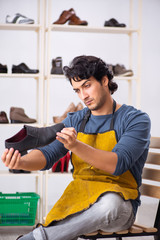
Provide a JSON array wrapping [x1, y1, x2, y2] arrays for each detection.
[[85, 84, 90, 88]]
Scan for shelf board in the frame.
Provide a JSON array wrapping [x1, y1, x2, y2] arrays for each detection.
[[0, 123, 40, 127], [49, 24, 138, 34], [0, 170, 40, 177], [46, 74, 136, 81], [0, 23, 41, 31], [0, 73, 40, 79]]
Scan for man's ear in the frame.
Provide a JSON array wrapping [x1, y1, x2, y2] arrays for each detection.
[[102, 76, 109, 87]]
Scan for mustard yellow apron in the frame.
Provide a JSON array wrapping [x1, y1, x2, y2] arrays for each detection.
[[44, 100, 138, 226]]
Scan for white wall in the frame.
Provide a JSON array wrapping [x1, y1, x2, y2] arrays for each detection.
[[0, 0, 159, 227]]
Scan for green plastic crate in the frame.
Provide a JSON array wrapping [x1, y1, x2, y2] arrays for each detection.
[[0, 192, 40, 226]]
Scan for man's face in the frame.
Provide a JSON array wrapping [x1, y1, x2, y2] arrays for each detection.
[[71, 76, 109, 112]]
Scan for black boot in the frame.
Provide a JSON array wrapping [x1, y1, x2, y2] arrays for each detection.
[[5, 123, 65, 152]]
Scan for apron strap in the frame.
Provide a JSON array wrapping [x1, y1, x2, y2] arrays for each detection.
[[79, 99, 116, 133], [110, 99, 116, 130], [79, 109, 91, 132]]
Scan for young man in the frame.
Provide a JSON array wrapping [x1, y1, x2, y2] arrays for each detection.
[[1, 55, 151, 240]]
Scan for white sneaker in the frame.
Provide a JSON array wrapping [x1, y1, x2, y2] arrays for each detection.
[[6, 13, 34, 24]]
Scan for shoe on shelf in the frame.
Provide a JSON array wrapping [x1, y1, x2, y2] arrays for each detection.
[[53, 8, 75, 24], [104, 18, 126, 27], [12, 63, 39, 74], [0, 111, 9, 123], [53, 102, 76, 123], [6, 13, 34, 24], [9, 169, 31, 173], [68, 14, 88, 26], [10, 107, 36, 124], [5, 123, 65, 153], [113, 64, 133, 77], [75, 102, 83, 111], [51, 57, 63, 74], [0, 63, 8, 73]]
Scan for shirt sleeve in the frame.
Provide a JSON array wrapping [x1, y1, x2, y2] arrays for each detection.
[[112, 110, 151, 176]]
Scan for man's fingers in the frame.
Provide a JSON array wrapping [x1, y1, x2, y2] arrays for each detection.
[[1, 148, 9, 163], [9, 151, 21, 169]]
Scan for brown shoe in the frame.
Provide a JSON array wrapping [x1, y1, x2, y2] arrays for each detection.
[[53, 102, 76, 123], [53, 8, 75, 24], [0, 111, 9, 123], [68, 14, 88, 26], [10, 107, 36, 123]]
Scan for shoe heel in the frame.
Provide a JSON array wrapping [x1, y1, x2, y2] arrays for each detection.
[[11, 120, 23, 123]]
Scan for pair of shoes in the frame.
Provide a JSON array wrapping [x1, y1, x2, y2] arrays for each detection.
[[53, 8, 88, 26], [51, 57, 63, 74], [6, 13, 34, 24], [0, 63, 8, 73], [12, 63, 39, 74], [0, 111, 9, 123], [104, 18, 126, 27], [113, 64, 133, 77], [53, 102, 83, 123], [10, 107, 36, 123], [52, 152, 70, 173], [5, 123, 65, 153]]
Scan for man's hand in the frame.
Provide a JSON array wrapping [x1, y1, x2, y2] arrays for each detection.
[[1, 148, 21, 169], [56, 127, 77, 151]]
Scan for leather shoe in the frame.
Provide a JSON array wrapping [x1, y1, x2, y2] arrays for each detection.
[[53, 102, 76, 123], [5, 123, 65, 152], [10, 107, 36, 123], [0, 111, 9, 123], [12, 63, 39, 74], [104, 18, 126, 27], [68, 14, 88, 26], [0, 63, 8, 73], [53, 8, 75, 24]]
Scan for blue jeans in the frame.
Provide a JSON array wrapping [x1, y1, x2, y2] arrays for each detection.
[[21, 192, 135, 240]]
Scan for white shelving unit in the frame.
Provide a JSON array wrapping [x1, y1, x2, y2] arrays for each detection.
[[0, 0, 46, 224]]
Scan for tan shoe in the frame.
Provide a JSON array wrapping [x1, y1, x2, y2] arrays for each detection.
[[10, 107, 36, 123], [53, 102, 76, 123], [68, 14, 88, 26], [75, 102, 83, 111], [53, 8, 75, 24]]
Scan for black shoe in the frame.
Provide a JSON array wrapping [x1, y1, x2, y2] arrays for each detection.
[[51, 57, 63, 74], [0, 63, 8, 73], [5, 123, 65, 152], [12, 63, 39, 74], [104, 18, 126, 27], [9, 169, 31, 173]]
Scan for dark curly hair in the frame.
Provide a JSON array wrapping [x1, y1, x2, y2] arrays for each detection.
[[63, 55, 118, 94]]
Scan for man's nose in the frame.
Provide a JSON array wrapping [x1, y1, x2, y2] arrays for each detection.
[[80, 90, 88, 100]]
